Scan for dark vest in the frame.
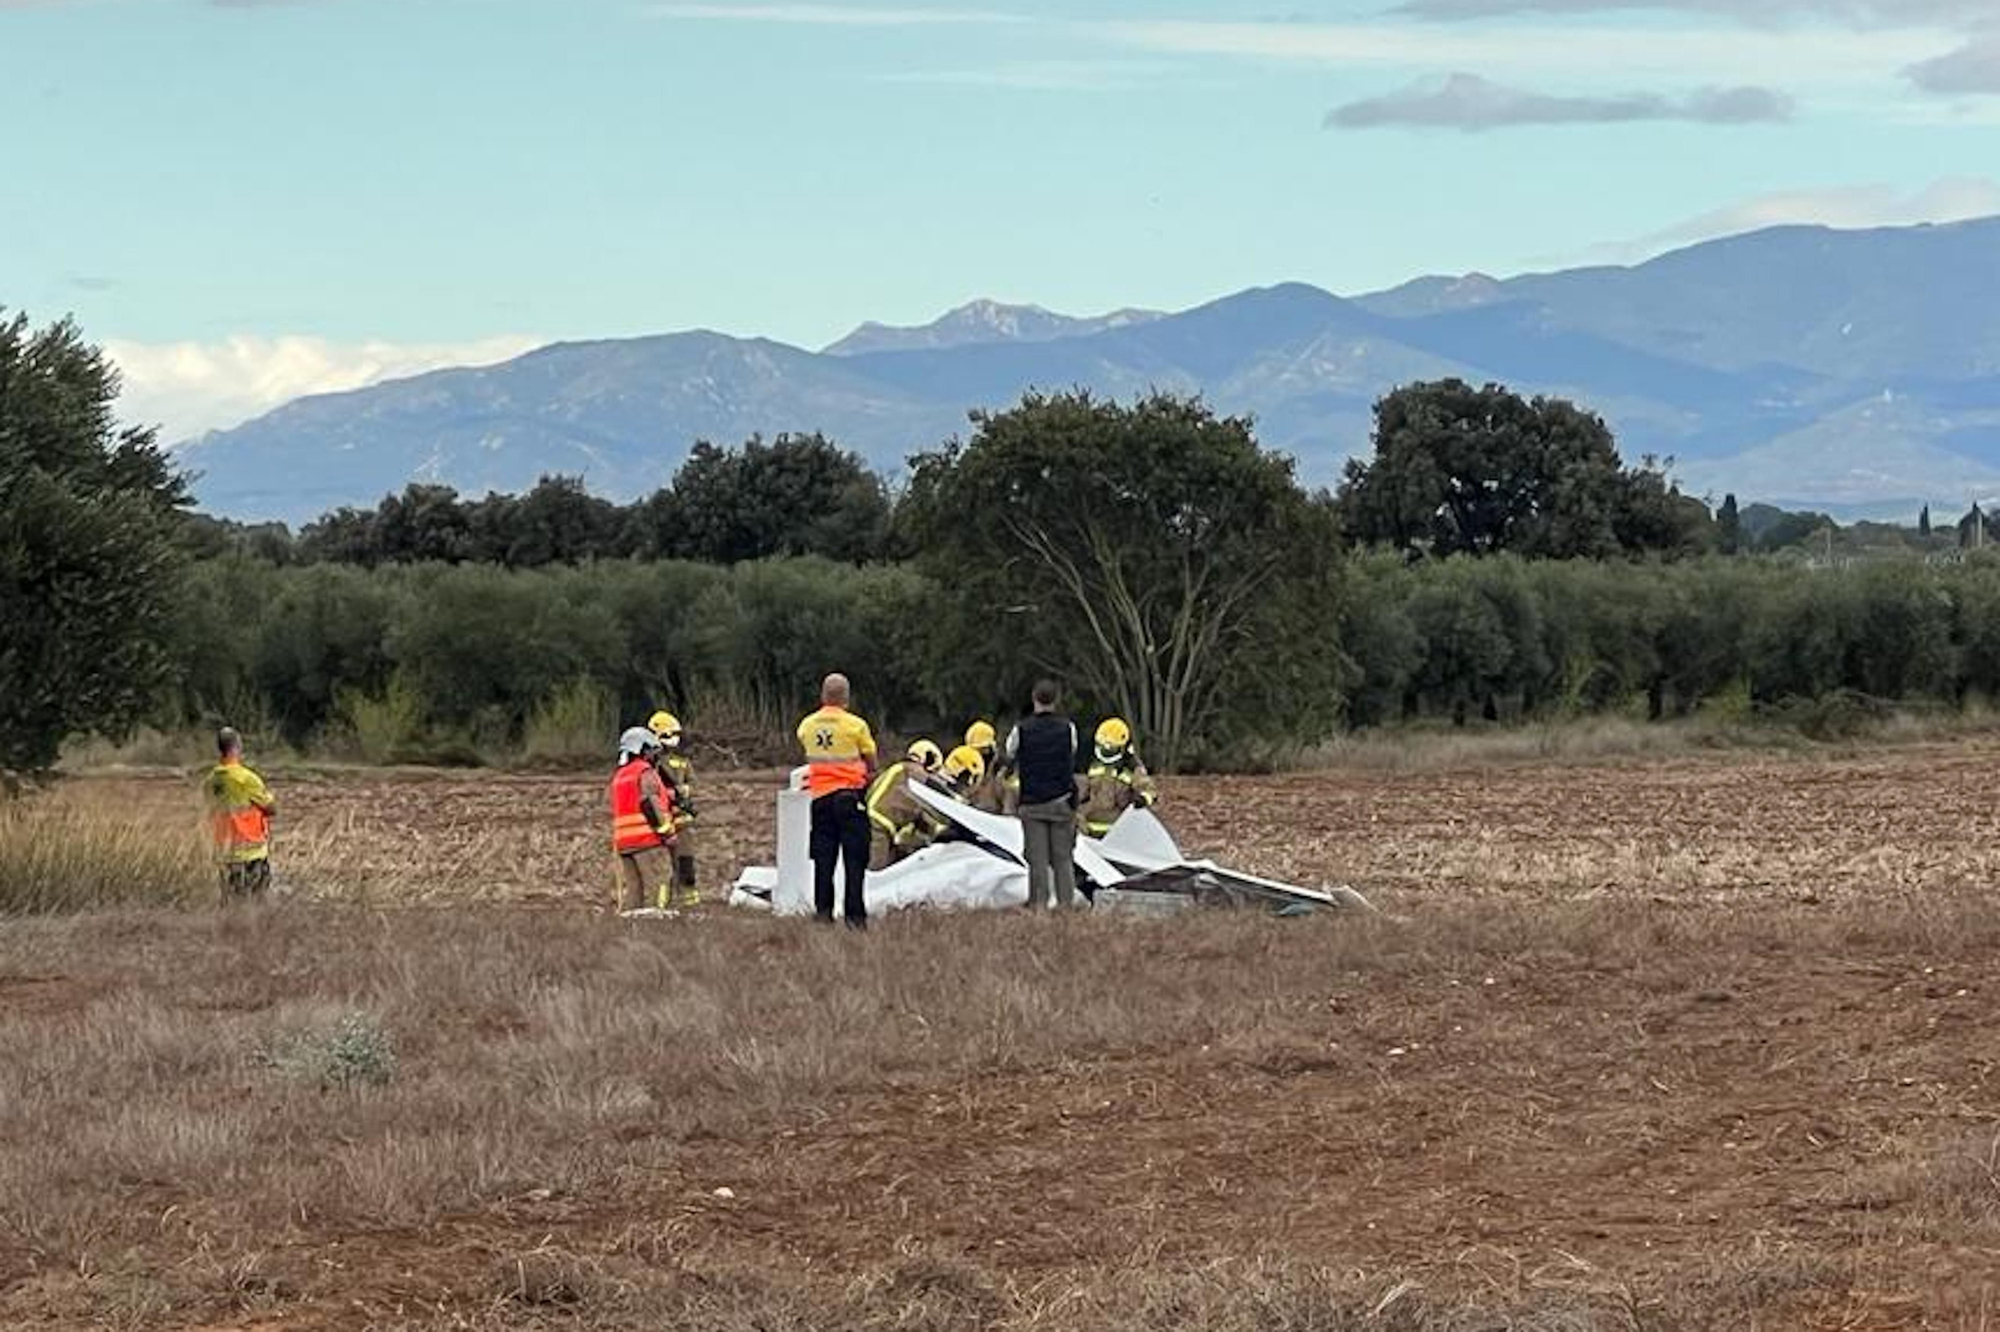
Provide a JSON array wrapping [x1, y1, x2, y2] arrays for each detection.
[[1014, 713, 1076, 806]]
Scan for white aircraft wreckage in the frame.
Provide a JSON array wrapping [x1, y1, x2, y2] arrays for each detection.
[[729, 773, 1373, 917]]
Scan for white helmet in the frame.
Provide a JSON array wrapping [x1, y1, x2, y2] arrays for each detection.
[[618, 726, 660, 761]]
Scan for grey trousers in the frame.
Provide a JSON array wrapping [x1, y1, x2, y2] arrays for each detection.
[[1018, 798, 1078, 909]]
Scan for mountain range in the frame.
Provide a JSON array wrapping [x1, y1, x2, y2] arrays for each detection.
[[177, 217, 2000, 524]]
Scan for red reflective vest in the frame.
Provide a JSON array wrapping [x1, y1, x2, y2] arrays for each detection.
[[609, 759, 671, 854]]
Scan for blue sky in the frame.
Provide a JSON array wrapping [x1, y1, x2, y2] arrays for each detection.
[[4, 0, 1999, 437]]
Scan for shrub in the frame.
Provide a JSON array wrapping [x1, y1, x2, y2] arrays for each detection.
[[260, 1011, 397, 1089], [521, 678, 617, 767], [337, 674, 427, 765]]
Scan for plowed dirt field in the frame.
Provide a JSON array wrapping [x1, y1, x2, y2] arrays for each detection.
[[100, 737, 2000, 908]]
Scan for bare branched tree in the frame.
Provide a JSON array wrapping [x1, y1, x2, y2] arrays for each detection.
[[905, 391, 1345, 771]]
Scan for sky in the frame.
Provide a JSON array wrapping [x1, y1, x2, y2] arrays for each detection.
[[5, 0, 2000, 440]]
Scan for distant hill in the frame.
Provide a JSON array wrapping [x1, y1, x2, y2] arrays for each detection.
[[178, 217, 2000, 523], [822, 299, 1165, 357]]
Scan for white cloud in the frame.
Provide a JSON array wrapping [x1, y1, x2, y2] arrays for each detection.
[[1102, 16, 1951, 85], [874, 57, 1178, 90], [1577, 175, 2000, 261], [1327, 72, 1792, 129], [650, 3, 1022, 25], [105, 333, 543, 443], [1395, 0, 1994, 24]]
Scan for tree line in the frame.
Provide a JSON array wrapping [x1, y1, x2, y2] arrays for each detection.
[[191, 386, 1934, 575], [5, 306, 1986, 773], [148, 546, 2000, 766], [189, 433, 896, 569]]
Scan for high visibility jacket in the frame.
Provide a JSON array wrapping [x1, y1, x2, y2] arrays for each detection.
[[204, 760, 275, 864], [609, 759, 674, 854], [1077, 757, 1156, 837], [797, 705, 877, 797], [865, 761, 941, 848], [653, 751, 696, 819], [965, 753, 1008, 814]]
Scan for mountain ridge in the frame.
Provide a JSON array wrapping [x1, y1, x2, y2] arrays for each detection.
[[821, 298, 1166, 357], [178, 217, 2000, 523]]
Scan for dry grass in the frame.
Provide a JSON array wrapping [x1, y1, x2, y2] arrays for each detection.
[[445, 1253, 1829, 1330], [520, 679, 618, 768], [0, 787, 214, 914], [4, 892, 2000, 1326], [1306, 716, 1722, 773], [16, 746, 2000, 1326], [1306, 705, 2000, 774]]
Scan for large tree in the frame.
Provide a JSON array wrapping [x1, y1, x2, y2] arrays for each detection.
[[1339, 379, 1708, 559], [0, 311, 190, 771], [670, 433, 890, 565], [1717, 493, 1742, 555], [903, 390, 1347, 771]]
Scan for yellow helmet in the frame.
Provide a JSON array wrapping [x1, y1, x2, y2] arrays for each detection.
[[964, 720, 997, 753], [943, 744, 986, 788], [648, 710, 683, 747], [906, 739, 944, 773], [1094, 717, 1132, 762]]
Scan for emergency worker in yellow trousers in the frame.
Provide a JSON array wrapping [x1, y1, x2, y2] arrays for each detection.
[[961, 720, 1011, 813], [942, 744, 987, 803], [1076, 717, 1158, 838], [204, 727, 277, 897], [865, 739, 946, 869], [647, 710, 700, 907]]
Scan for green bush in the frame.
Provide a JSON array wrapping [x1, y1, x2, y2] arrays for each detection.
[[260, 1012, 398, 1088], [137, 545, 2000, 769]]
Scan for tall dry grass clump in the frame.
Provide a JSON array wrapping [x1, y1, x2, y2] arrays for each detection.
[[0, 792, 213, 913], [520, 678, 618, 767], [336, 673, 428, 764]]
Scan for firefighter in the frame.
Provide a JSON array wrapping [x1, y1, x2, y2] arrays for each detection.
[[961, 720, 1009, 813], [1076, 717, 1157, 839], [609, 726, 677, 913], [865, 739, 946, 870], [204, 727, 277, 898], [647, 710, 700, 907], [942, 744, 987, 803]]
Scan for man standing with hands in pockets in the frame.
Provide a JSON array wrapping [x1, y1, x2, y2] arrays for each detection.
[[796, 673, 877, 929], [1004, 680, 1080, 912]]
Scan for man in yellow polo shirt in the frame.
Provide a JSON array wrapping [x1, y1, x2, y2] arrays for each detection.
[[203, 726, 277, 898], [795, 672, 877, 928]]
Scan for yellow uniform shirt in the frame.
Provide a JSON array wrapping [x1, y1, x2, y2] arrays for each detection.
[[796, 705, 877, 796], [204, 760, 275, 863]]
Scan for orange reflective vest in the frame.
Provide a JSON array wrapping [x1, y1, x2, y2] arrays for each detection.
[[609, 759, 672, 854]]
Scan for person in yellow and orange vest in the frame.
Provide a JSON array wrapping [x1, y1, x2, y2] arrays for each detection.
[[608, 726, 678, 913], [796, 673, 877, 928], [1076, 717, 1157, 839], [647, 710, 700, 906], [204, 726, 277, 898]]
